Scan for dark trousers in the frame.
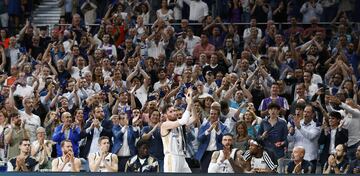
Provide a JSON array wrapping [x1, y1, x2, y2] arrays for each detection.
[[118, 156, 131, 172], [347, 141, 360, 162], [310, 159, 317, 173], [200, 151, 214, 173]]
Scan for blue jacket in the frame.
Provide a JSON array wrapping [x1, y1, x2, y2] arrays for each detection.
[[195, 121, 228, 161], [52, 124, 81, 157], [112, 125, 140, 156]]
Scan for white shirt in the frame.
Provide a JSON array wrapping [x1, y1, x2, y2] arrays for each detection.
[[205, 128, 220, 151], [185, 35, 201, 56], [98, 44, 117, 59], [118, 126, 130, 157], [153, 79, 170, 91], [329, 129, 337, 154], [134, 85, 148, 107], [208, 149, 237, 173], [243, 27, 262, 41], [9, 48, 20, 67], [147, 39, 167, 59], [223, 108, 238, 135], [184, 0, 208, 22], [13, 85, 34, 98], [287, 119, 321, 161], [169, 0, 183, 20], [339, 103, 360, 146], [87, 126, 103, 156], [70, 66, 90, 80], [19, 111, 41, 142], [156, 9, 174, 22]]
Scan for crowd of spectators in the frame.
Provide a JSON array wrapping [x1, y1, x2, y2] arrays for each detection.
[[0, 0, 359, 174]]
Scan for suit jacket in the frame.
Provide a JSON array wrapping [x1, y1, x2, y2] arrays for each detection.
[[112, 125, 140, 156], [318, 128, 348, 166], [52, 124, 81, 157], [195, 121, 228, 161], [81, 119, 113, 157]]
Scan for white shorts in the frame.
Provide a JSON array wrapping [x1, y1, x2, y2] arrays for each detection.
[[164, 154, 192, 173]]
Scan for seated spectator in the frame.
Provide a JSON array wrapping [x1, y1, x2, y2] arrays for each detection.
[[125, 139, 159, 172], [323, 144, 349, 174], [285, 146, 313, 174], [347, 145, 360, 174], [7, 139, 38, 171], [242, 138, 278, 173]]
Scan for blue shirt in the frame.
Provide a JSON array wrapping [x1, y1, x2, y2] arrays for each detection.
[[141, 126, 164, 160], [257, 117, 288, 159]]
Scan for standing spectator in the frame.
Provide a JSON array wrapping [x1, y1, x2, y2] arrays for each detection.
[[52, 112, 81, 157], [184, 0, 209, 23], [168, 0, 183, 22], [7, 0, 21, 32], [258, 83, 289, 117], [7, 139, 38, 171], [14, 96, 41, 143], [250, 0, 270, 23], [58, 0, 79, 24], [112, 112, 140, 172], [329, 97, 360, 162], [318, 111, 348, 168], [51, 140, 81, 172], [285, 146, 313, 174], [192, 33, 215, 62], [320, 0, 339, 22], [31, 127, 53, 170], [157, 0, 174, 22], [125, 139, 159, 172], [287, 104, 320, 173], [88, 136, 118, 172], [300, 0, 323, 24], [82, 106, 113, 158], [4, 112, 29, 160], [257, 102, 288, 173], [141, 110, 164, 170], [80, 0, 97, 26], [196, 108, 228, 173], [0, 0, 8, 28], [184, 27, 200, 57]]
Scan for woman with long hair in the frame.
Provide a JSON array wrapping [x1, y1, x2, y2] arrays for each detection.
[[234, 121, 250, 151]]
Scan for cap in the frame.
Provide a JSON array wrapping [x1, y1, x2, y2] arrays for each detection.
[[249, 138, 264, 147], [267, 102, 281, 110], [36, 127, 46, 133]]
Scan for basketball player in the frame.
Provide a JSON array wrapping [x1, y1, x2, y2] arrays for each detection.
[[88, 136, 118, 172], [51, 140, 81, 172], [161, 89, 193, 172]]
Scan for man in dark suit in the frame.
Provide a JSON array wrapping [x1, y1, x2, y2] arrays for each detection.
[[319, 111, 348, 168], [196, 107, 228, 173], [81, 106, 113, 158], [112, 112, 140, 172]]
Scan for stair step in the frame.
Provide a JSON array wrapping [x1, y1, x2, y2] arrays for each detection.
[[36, 4, 58, 8], [41, 1, 59, 5], [34, 13, 61, 17], [34, 10, 62, 14]]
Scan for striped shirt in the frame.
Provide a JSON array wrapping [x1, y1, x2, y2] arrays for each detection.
[[243, 150, 277, 171]]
